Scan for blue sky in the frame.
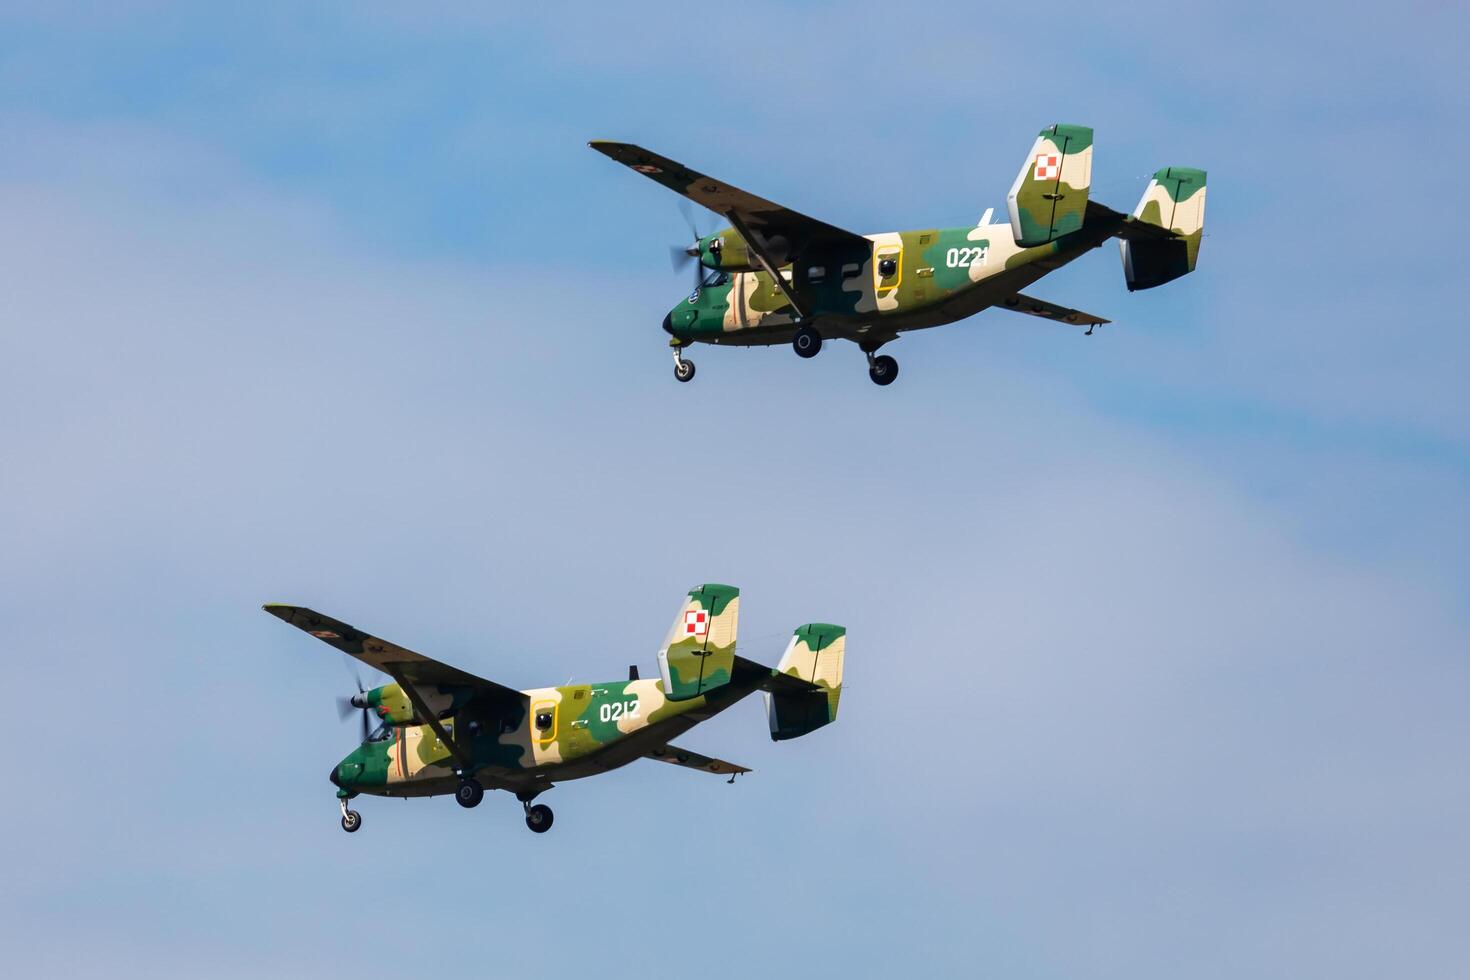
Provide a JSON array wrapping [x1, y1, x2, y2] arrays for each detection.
[[2, 3, 1468, 977]]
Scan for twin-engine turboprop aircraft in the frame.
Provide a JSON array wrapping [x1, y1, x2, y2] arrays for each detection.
[[590, 124, 1207, 385], [265, 585, 845, 834]]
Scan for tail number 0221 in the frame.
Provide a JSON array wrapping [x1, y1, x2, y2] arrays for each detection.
[[944, 246, 987, 269], [599, 699, 640, 723]]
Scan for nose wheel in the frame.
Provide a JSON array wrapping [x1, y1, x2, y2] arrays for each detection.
[[338, 797, 362, 833], [672, 345, 696, 383]]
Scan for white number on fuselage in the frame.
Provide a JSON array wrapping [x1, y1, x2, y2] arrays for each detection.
[[599, 699, 640, 723], [944, 246, 988, 269]]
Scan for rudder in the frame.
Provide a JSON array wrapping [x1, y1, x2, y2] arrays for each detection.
[[1120, 167, 1207, 290], [1007, 124, 1094, 247], [765, 623, 845, 741], [658, 583, 739, 701]]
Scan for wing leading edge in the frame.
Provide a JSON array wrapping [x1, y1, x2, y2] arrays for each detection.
[[588, 140, 866, 251], [263, 604, 526, 706]]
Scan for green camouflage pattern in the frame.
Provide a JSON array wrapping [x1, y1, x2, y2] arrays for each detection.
[[359, 680, 469, 725], [1121, 167, 1208, 291], [766, 624, 845, 740], [266, 590, 846, 808], [1006, 124, 1094, 246], [657, 583, 739, 701], [592, 125, 1206, 361]]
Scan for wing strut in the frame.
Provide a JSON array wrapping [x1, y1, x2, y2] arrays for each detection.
[[386, 668, 476, 774], [726, 212, 808, 321]]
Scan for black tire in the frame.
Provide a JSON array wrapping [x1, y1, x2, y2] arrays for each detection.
[[455, 778, 484, 809], [674, 359, 696, 383], [792, 326, 822, 358], [869, 354, 899, 386], [525, 804, 554, 834], [341, 810, 361, 833]]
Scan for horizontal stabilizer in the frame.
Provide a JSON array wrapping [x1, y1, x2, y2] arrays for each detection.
[[996, 293, 1109, 328], [645, 743, 750, 777]]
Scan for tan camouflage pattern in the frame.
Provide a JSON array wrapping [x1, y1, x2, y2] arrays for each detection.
[[657, 583, 739, 701], [1121, 167, 1209, 291], [1007, 124, 1094, 246], [766, 624, 845, 741]]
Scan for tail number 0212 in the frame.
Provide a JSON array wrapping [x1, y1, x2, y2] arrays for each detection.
[[599, 699, 640, 723], [944, 246, 988, 269]]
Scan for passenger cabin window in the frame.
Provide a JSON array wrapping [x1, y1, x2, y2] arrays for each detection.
[[535, 711, 554, 731], [807, 266, 826, 282], [878, 257, 898, 277], [841, 263, 862, 278]]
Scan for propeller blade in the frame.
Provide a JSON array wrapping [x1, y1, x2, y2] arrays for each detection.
[[670, 244, 694, 273], [360, 707, 370, 742], [336, 695, 355, 722], [677, 198, 698, 238]]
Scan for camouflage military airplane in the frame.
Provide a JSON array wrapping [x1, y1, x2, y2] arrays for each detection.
[[590, 124, 1206, 385], [264, 585, 844, 834]]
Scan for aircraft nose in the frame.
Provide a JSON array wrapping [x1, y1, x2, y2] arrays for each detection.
[[661, 312, 673, 335], [328, 763, 341, 787]]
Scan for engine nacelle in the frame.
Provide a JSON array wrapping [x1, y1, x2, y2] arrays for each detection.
[[351, 682, 468, 725], [697, 229, 791, 272]]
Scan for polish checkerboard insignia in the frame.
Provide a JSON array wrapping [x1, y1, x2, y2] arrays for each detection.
[[309, 630, 341, 640], [633, 164, 662, 174], [1033, 154, 1060, 181], [684, 609, 710, 637]]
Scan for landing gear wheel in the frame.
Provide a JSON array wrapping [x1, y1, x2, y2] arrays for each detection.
[[340, 809, 361, 833], [674, 359, 696, 383], [793, 326, 823, 359], [455, 778, 484, 809], [525, 803, 554, 833], [868, 354, 899, 386]]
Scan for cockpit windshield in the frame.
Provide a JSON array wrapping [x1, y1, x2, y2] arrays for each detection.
[[365, 722, 394, 744], [700, 270, 729, 288]]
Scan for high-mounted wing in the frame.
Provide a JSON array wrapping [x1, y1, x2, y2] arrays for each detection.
[[263, 604, 525, 706], [588, 141, 866, 250], [995, 293, 1110, 329], [589, 141, 869, 319], [645, 743, 750, 778]]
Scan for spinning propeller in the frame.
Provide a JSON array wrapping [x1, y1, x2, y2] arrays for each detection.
[[669, 200, 718, 292], [335, 660, 372, 741]]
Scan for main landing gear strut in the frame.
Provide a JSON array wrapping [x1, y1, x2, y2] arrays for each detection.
[[517, 790, 554, 833], [864, 348, 898, 386]]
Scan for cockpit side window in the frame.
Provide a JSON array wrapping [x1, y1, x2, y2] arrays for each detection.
[[701, 270, 729, 288], [366, 722, 394, 743]]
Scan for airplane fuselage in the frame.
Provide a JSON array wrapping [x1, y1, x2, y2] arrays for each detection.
[[331, 667, 764, 799], [665, 218, 1114, 350]]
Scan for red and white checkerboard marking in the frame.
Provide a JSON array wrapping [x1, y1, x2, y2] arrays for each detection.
[[1033, 154, 1060, 181], [684, 609, 709, 637]]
